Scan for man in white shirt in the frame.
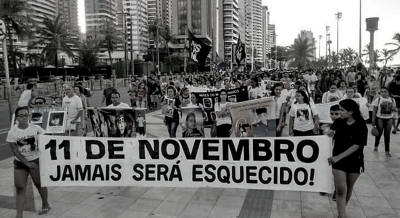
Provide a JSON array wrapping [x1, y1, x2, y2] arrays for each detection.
[[18, 83, 36, 107], [304, 69, 317, 100], [107, 91, 131, 108], [62, 85, 83, 135], [248, 77, 263, 100]]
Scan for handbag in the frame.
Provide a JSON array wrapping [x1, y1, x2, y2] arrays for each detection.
[[371, 126, 379, 137]]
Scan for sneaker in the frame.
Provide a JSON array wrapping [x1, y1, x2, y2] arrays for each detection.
[[386, 152, 392, 157], [392, 131, 397, 134], [373, 147, 378, 151], [332, 190, 337, 201]]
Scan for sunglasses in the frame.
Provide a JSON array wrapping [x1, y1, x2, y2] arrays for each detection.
[[17, 113, 30, 118]]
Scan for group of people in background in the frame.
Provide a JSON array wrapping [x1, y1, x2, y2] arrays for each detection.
[[9, 64, 400, 218]]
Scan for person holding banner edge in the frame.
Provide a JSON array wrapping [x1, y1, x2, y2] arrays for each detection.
[[327, 99, 368, 218], [6, 107, 50, 217], [270, 83, 287, 136]]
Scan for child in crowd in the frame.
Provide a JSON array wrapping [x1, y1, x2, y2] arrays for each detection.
[[319, 104, 341, 199], [322, 83, 344, 103]]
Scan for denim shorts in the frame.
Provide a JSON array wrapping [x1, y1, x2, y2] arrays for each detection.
[[13, 159, 39, 171]]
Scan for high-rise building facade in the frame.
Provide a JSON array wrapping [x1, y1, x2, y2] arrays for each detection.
[[28, 0, 58, 28], [122, 0, 149, 55], [171, 0, 213, 57], [244, 0, 263, 64], [58, 0, 79, 33], [296, 30, 317, 61], [148, 0, 172, 49], [269, 24, 276, 49], [262, 6, 270, 68], [85, 0, 117, 39], [215, 0, 240, 64]]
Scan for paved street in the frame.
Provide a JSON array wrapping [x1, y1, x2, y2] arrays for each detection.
[[0, 97, 399, 217]]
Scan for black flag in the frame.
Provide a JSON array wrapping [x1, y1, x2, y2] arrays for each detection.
[[235, 36, 246, 65], [188, 30, 212, 72]]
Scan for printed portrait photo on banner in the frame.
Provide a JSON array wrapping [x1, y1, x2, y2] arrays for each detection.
[[181, 107, 204, 138], [88, 109, 102, 137], [30, 111, 43, 125], [46, 111, 66, 134], [135, 109, 146, 137]]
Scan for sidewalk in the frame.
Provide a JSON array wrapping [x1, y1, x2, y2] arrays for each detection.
[[0, 110, 399, 218]]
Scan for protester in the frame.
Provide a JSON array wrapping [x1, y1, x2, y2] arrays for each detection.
[[18, 83, 36, 107], [163, 86, 181, 138], [214, 89, 232, 137], [136, 113, 146, 136], [270, 83, 287, 136], [7, 106, 50, 217], [337, 80, 347, 96], [33, 97, 48, 108], [289, 90, 319, 136], [148, 78, 161, 110], [366, 76, 378, 103], [328, 99, 368, 218], [322, 83, 344, 103], [62, 85, 83, 136], [389, 75, 400, 133], [101, 80, 117, 106], [74, 85, 88, 136], [248, 77, 263, 100], [355, 72, 368, 97], [372, 87, 397, 157], [107, 91, 131, 108], [180, 87, 191, 107]]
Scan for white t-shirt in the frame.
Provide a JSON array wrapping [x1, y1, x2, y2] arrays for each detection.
[[372, 97, 396, 119], [289, 103, 318, 132], [62, 95, 83, 121], [287, 89, 297, 106], [305, 74, 318, 91], [248, 86, 263, 100], [6, 124, 46, 161], [322, 91, 343, 103], [107, 102, 131, 108], [137, 117, 145, 127], [275, 96, 287, 119], [215, 102, 232, 126], [18, 90, 32, 107]]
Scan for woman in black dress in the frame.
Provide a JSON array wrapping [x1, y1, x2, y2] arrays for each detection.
[[328, 99, 368, 218]]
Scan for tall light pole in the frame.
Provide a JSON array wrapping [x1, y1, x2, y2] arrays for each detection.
[[326, 26, 330, 59], [336, 12, 342, 55], [319, 35, 322, 59]]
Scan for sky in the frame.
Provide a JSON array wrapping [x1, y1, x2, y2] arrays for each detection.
[[77, 0, 400, 66], [262, 0, 400, 65]]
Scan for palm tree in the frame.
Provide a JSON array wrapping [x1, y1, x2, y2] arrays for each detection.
[[158, 25, 177, 73], [99, 19, 122, 78], [0, 0, 35, 76], [288, 37, 315, 70], [31, 14, 75, 74], [363, 43, 380, 65], [380, 49, 394, 67], [342, 47, 357, 66], [76, 40, 100, 73], [385, 33, 400, 59]]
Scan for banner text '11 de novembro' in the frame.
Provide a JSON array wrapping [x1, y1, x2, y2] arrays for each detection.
[[38, 135, 333, 193]]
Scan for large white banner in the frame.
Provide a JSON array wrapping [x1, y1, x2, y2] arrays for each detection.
[[39, 135, 333, 193], [315, 98, 370, 124]]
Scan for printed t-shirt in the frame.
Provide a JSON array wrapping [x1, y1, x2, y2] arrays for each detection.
[[215, 102, 232, 126], [372, 97, 396, 119], [6, 124, 46, 161], [289, 103, 318, 132]]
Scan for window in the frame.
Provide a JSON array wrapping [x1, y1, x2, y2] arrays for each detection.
[[177, 0, 187, 35], [191, 0, 201, 34]]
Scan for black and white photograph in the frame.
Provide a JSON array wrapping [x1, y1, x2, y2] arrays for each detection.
[[46, 111, 66, 134]]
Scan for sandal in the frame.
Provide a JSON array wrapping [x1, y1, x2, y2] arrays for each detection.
[[38, 207, 51, 215]]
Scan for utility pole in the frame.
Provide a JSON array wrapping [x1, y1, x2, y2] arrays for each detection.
[[275, 34, 278, 69], [336, 12, 342, 55], [319, 35, 322, 59], [359, 0, 362, 57], [0, 19, 13, 122]]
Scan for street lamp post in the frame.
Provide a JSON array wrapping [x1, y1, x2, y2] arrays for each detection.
[[326, 26, 330, 59], [319, 35, 322, 59], [336, 12, 342, 55], [275, 34, 278, 69]]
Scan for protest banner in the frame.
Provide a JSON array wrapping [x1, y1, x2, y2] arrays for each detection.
[[314, 98, 369, 124], [191, 87, 248, 127], [263, 80, 295, 91], [38, 135, 333, 193], [161, 98, 175, 118], [181, 107, 205, 138], [230, 97, 276, 137], [87, 107, 145, 138], [45, 111, 67, 134]]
